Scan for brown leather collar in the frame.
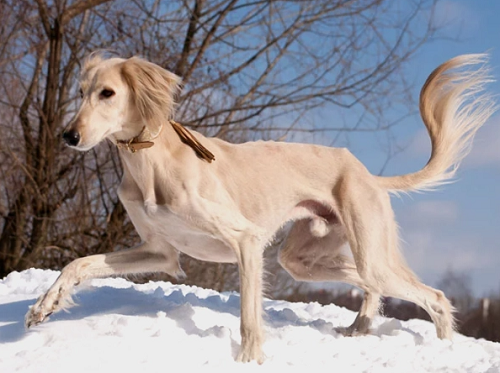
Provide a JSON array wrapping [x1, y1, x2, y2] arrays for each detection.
[[116, 120, 215, 163], [116, 126, 155, 153]]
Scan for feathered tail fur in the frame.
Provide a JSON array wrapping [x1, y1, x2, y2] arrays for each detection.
[[378, 54, 496, 192]]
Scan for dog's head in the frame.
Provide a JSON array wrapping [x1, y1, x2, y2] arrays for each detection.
[[63, 54, 182, 151]]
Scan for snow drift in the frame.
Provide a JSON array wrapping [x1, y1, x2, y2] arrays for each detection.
[[1, 269, 499, 372]]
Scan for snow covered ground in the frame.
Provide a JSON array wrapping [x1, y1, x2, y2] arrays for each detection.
[[1, 269, 499, 372]]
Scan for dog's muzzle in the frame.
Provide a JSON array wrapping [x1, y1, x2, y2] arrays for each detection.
[[62, 129, 80, 147]]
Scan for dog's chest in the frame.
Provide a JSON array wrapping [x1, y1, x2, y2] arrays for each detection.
[[122, 199, 236, 263]]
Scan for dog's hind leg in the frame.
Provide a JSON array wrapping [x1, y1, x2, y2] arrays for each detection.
[[343, 291, 381, 335], [278, 219, 381, 335], [336, 174, 455, 339]]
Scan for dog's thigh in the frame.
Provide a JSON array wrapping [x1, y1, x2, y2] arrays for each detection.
[[25, 241, 182, 328]]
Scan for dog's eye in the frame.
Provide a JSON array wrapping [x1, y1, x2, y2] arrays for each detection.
[[79, 89, 84, 98], [100, 89, 115, 99]]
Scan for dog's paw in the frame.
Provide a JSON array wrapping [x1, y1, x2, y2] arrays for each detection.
[[25, 284, 74, 329], [236, 340, 265, 364], [25, 294, 54, 328], [335, 318, 372, 337], [236, 349, 264, 364]]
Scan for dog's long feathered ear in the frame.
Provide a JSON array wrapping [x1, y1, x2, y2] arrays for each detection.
[[120, 57, 182, 136]]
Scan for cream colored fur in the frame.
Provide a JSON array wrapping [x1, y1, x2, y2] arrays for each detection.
[[25, 53, 495, 363]]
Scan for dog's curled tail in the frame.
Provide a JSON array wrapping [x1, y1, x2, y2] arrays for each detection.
[[378, 54, 496, 193]]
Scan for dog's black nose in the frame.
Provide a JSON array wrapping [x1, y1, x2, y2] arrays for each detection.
[[62, 129, 80, 146]]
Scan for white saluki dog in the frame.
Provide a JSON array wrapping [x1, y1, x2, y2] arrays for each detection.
[[25, 53, 495, 363]]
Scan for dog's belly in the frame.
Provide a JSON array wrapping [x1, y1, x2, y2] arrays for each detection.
[[124, 201, 237, 263], [162, 229, 237, 263]]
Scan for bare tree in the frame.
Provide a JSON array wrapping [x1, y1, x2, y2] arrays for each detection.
[[437, 267, 475, 314], [0, 0, 440, 293]]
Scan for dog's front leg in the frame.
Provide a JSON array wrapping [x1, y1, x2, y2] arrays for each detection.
[[25, 241, 183, 328], [182, 195, 266, 362], [234, 236, 265, 364]]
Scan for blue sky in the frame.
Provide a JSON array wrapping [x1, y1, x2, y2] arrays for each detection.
[[346, 0, 500, 296]]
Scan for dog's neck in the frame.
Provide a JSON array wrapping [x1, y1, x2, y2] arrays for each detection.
[[114, 120, 215, 162], [115, 125, 162, 153], [116, 120, 215, 210]]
